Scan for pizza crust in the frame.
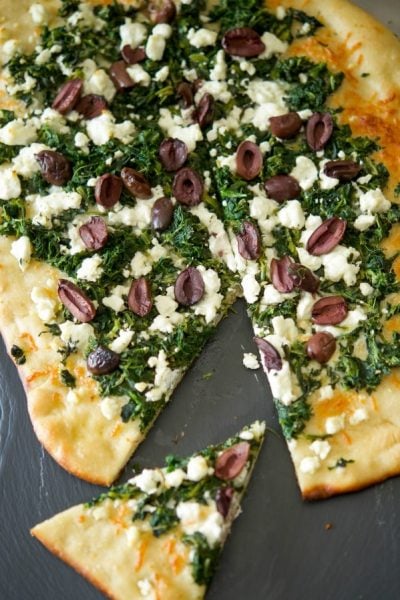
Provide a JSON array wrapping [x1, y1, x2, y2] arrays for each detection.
[[31, 503, 205, 600]]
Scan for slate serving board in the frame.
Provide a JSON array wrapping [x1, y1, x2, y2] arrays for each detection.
[[1, 2, 400, 598]]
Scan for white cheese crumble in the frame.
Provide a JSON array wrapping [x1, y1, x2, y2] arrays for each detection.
[[360, 282, 374, 296], [10, 236, 32, 271], [241, 272, 261, 304], [300, 456, 320, 474], [59, 321, 94, 352], [29, 3, 47, 24], [319, 159, 339, 190], [0, 119, 37, 146], [321, 245, 360, 286], [296, 292, 314, 325], [290, 156, 318, 190], [267, 358, 301, 405], [158, 108, 203, 152], [99, 396, 128, 420], [359, 188, 391, 214], [271, 316, 298, 344], [353, 214, 376, 231], [186, 455, 210, 481], [86, 111, 135, 146], [296, 247, 322, 272], [74, 132, 90, 154], [310, 440, 331, 460], [319, 385, 334, 400], [31, 285, 58, 322], [12, 143, 49, 177], [126, 64, 151, 87], [176, 501, 224, 547], [146, 35, 166, 61], [129, 468, 164, 495], [195, 80, 232, 103], [243, 352, 260, 370], [27, 191, 82, 227], [102, 284, 129, 313], [278, 200, 305, 229], [109, 330, 134, 354], [146, 350, 181, 402], [82, 60, 116, 103], [349, 407, 368, 425], [190, 204, 236, 270], [164, 468, 186, 488], [187, 27, 218, 48], [154, 65, 169, 82], [259, 32, 288, 59], [0, 164, 21, 200], [76, 254, 103, 282], [191, 266, 223, 324], [325, 414, 345, 435], [242, 80, 288, 130], [150, 289, 184, 334], [119, 19, 147, 49], [210, 50, 227, 81], [261, 284, 296, 306]]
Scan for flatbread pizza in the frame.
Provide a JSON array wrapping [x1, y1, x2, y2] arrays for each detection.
[[0, 0, 399, 503]]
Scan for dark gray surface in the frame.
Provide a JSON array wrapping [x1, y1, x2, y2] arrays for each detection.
[[1, 2, 400, 599]]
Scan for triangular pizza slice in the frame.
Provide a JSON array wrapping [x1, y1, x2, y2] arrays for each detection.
[[31, 421, 265, 600]]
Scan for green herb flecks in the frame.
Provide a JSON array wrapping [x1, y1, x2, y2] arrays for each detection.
[[10, 344, 26, 365], [183, 533, 221, 586], [328, 458, 355, 470]]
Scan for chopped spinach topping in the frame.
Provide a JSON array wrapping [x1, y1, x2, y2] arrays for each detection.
[[60, 369, 76, 388], [182, 532, 221, 586], [10, 344, 26, 365], [328, 458, 355, 470]]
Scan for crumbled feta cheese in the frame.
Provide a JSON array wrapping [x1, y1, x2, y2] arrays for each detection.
[[76, 254, 103, 282], [150, 291, 184, 333], [276, 6, 286, 19], [130, 469, 164, 495], [74, 132, 90, 154], [196, 80, 232, 103], [310, 440, 331, 460], [176, 501, 224, 547], [319, 385, 334, 400], [83, 65, 116, 103], [102, 285, 129, 312], [146, 35, 166, 61], [12, 143, 49, 177], [152, 24, 172, 38], [241, 272, 261, 304], [267, 360, 301, 405], [271, 316, 298, 344], [130, 251, 153, 278], [109, 330, 134, 354], [27, 191, 81, 227], [119, 19, 147, 49], [243, 80, 288, 130], [186, 455, 210, 481], [349, 408, 368, 426], [352, 335, 368, 360], [1, 39, 19, 65], [187, 27, 218, 48], [290, 156, 318, 190], [278, 200, 305, 229], [59, 321, 94, 352], [359, 188, 391, 214], [261, 284, 296, 305], [68, 4, 105, 30], [10, 236, 32, 271], [146, 350, 181, 402], [0, 119, 37, 146], [191, 267, 223, 324], [154, 65, 169, 82], [296, 292, 314, 324], [210, 50, 227, 81], [126, 64, 151, 86], [243, 353, 260, 370], [31, 285, 58, 322], [353, 214, 376, 231], [0, 164, 21, 200], [158, 108, 203, 152], [29, 3, 47, 24], [39, 108, 69, 134], [259, 32, 288, 59], [360, 282, 374, 296], [296, 247, 322, 272], [300, 214, 323, 246], [99, 396, 127, 420], [325, 414, 345, 435], [66, 390, 80, 405], [164, 468, 186, 488], [319, 159, 339, 190], [321, 245, 360, 286], [300, 456, 320, 474], [85, 112, 113, 145], [190, 204, 236, 270], [138, 578, 153, 597], [216, 152, 236, 172]]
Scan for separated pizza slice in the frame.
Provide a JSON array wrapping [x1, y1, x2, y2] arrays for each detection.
[[31, 421, 265, 600]]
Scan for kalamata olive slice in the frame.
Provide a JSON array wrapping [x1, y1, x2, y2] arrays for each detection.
[[307, 332, 336, 364], [87, 346, 120, 375], [109, 61, 134, 91], [79, 217, 108, 251], [128, 278, 153, 317], [236, 141, 263, 181], [288, 263, 320, 294], [270, 256, 296, 293], [222, 27, 265, 57], [264, 175, 301, 202], [172, 168, 203, 206], [311, 296, 348, 325], [159, 138, 188, 172], [306, 217, 347, 256], [176, 81, 194, 108], [52, 79, 83, 114], [306, 113, 334, 151], [148, 0, 176, 24], [76, 94, 107, 119], [215, 442, 250, 480], [35, 150, 72, 186], [95, 173, 123, 208], [324, 160, 361, 182], [58, 279, 96, 323], [121, 167, 152, 199], [236, 221, 261, 260], [121, 45, 146, 64], [174, 267, 204, 306], [269, 112, 302, 139], [194, 93, 215, 128], [216, 486, 234, 518], [151, 196, 174, 231], [254, 337, 282, 371]]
